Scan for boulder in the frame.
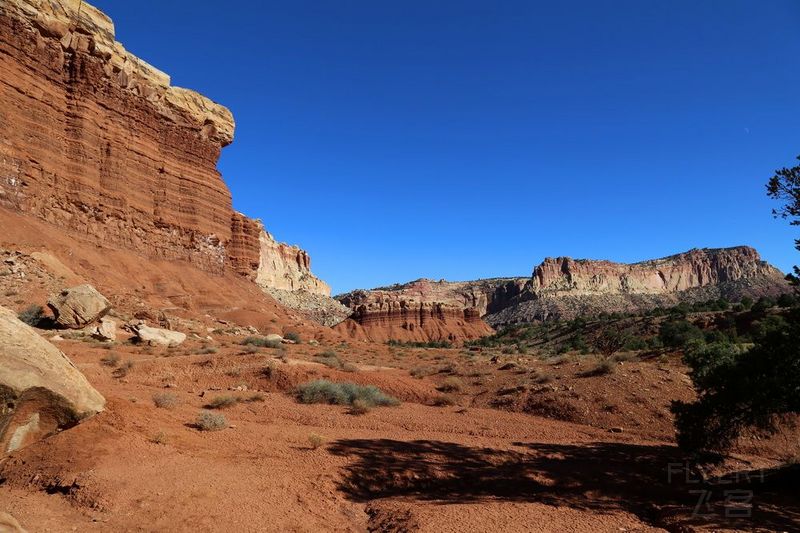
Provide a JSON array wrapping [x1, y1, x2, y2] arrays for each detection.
[[0, 512, 27, 533], [47, 284, 111, 329], [0, 306, 105, 454], [89, 317, 117, 341], [265, 333, 283, 343], [131, 323, 186, 346]]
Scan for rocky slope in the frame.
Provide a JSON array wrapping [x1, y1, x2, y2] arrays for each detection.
[[337, 247, 791, 336], [0, 0, 335, 320]]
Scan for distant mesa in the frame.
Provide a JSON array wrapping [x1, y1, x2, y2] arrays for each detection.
[[334, 246, 792, 341]]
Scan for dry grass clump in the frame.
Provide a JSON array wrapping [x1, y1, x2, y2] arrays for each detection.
[[152, 392, 180, 409], [348, 399, 371, 415], [113, 360, 134, 378], [101, 352, 120, 367], [151, 431, 168, 445], [437, 377, 464, 393], [196, 410, 227, 431], [241, 336, 282, 349], [579, 359, 615, 377], [409, 366, 433, 379], [431, 395, 456, 407], [308, 433, 324, 449], [205, 395, 238, 409]]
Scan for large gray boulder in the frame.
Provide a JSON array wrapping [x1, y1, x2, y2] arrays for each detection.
[[0, 306, 105, 454], [47, 284, 111, 329]]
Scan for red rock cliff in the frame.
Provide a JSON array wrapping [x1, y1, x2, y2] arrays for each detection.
[[0, 0, 329, 297]]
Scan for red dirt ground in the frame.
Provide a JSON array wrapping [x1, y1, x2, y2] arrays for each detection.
[[1, 210, 798, 532]]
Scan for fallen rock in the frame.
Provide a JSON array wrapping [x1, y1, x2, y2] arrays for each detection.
[[89, 317, 117, 342], [0, 306, 105, 454], [131, 323, 186, 346], [47, 284, 111, 329]]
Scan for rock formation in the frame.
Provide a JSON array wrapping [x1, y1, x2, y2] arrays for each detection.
[[488, 246, 791, 325], [337, 247, 791, 338], [0, 305, 105, 454], [0, 0, 335, 321], [47, 284, 111, 329], [334, 279, 502, 343]]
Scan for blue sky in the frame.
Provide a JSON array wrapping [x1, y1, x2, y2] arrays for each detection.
[[92, 0, 800, 294]]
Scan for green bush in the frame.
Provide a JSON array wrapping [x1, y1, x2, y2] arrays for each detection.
[[18, 305, 45, 327], [284, 331, 301, 343], [294, 380, 399, 407], [659, 319, 704, 348]]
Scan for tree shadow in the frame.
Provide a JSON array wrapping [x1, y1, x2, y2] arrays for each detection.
[[327, 438, 800, 531]]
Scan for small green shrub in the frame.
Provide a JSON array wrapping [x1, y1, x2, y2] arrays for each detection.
[[284, 331, 301, 343], [294, 380, 399, 407], [196, 410, 227, 431], [18, 305, 45, 327]]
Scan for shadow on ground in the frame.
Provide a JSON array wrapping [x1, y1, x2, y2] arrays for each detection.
[[327, 438, 800, 531]]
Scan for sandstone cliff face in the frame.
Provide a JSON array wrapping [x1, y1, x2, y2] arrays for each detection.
[[0, 0, 332, 313], [337, 247, 791, 337], [531, 247, 780, 296], [335, 283, 493, 343], [491, 247, 790, 325]]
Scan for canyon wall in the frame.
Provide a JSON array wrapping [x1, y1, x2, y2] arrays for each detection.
[[0, 0, 332, 311], [335, 280, 495, 343], [337, 247, 791, 337]]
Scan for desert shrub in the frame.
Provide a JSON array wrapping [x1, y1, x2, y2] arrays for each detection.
[[349, 399, 371, 415], [623, 336, 648, 351], [592, 329, 629, 357], [196, 410, 227, 431], [101, 352, 120, 367], [672, 313, 800, 455], [197, 346, 218, 355], [294, 380, 399, 407], [579, 359, 615, 377], [431, 395, 456, 407], [241, 336, 281, 348], [308, 433, 324, 449], [151, 431, 168, 445], [387, 339, 452, 349], [659, 319, 704, 349], [437, 377, 464, 393], [243, 393, 265, 403], [18, 305, 45, 327], [284, 331, 301, 343], [113, 360, 134, 378], [153, 392, 180, 409], [777, 293, 797, 308], [409, 366, 432, 378], [315, 353, 343, 369], [206, 395, 238, 409]]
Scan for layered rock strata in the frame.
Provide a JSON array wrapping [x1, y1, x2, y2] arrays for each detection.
[[337, 247, 791, 337], [0, 0, 334, 318]]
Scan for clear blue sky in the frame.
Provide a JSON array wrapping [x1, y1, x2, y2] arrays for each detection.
[[92, 0, 800, 294]]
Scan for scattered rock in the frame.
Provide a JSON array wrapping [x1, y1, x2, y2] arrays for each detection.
[[47, 284, 111, 329], [609, 427, 624, 433], [129, 323, 186, 346], [89, 317, 117, 341], [0, 305, 105, 454], [265, 333, 283, 343]]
